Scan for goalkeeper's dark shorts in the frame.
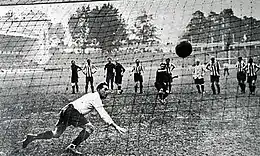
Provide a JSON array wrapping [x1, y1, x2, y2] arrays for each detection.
[[56, 104, 89, 128]]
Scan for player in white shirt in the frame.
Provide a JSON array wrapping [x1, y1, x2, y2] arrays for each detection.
[[223, 63, 229, 76], [193, 59, 205, 94], [22, 82, 127, 155]]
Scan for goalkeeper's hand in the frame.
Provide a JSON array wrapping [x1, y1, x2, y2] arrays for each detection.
[[116, 126, 127, 134], [111, 123, 127, 134]]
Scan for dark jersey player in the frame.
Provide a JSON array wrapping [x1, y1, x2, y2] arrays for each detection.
[[115, 59, 125, 94], [155, 63, 169, 103], [104, 57, 116, 90], [71, 60, 82, 94]]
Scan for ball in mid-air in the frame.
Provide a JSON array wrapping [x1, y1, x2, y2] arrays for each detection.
[[175, 40, 192, 58]]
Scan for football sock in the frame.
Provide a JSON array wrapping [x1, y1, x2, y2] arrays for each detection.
[[72, 130, 90, 147]]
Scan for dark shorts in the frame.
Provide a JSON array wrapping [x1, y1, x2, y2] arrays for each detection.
[[247, 75, 257, 83], [194, 78, 204, 84], [86, 77, 94, 84], [155, 82, 167, 91], [210, 75, 220, 83], [134, 73, 143, 82], [71, 76, 78, 83], [56, 104, 89, 127], [115, 75, 123, 84], [106, 73, 114, 82], [237, 72, 246, 81]]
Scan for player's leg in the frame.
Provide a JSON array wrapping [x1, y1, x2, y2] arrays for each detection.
[[118, 76, 123, 94], [71, 83, 76, 94], [167, 74, 172, 93], [195, 79, 201, 93], [162, 83, 168, 102], [75, 82, 79, 93], [134, 74, 138, 93], [117, 82, 122, 94], [134, 82, 138, 93], [211, 82, 216, 94], [90, 77, 94, 93], [139, 75, 143, 93], [168, 82, 172, 93], [238, 80, 243, 93], [237, 72, 244, 93], [155, 82, 163, 100], [22, 123, 67, 148], [85, 77, 89, 93], [201, 78, 205, 94], [140, 82, 143, 93], [106, 75, 110, 89], [241, 80, 246, 93], [248, 76, 253, 94], [66, 123, 94, 155], [210, 76, 216, 94], [201, 84, 205, 94], [252, 76, 257, 94], [216, 76, 220, 94], [111, 75, 114, 90], [216, 82, 220, 94]]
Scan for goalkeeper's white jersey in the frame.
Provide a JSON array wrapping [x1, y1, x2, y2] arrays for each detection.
[[67, 92, 114, 125]]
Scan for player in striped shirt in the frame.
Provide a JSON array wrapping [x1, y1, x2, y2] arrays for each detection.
[[206, 56, 221, 94], [243, 58, 260, 95], [235, 57, 246, 93], [132, 59, 144, 93], [193, 59, 205, 94], [165, 58, 176, 93], [83, 59, 97, 93]]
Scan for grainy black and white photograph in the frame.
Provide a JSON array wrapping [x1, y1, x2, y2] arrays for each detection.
[[0, 0, 260, 155]]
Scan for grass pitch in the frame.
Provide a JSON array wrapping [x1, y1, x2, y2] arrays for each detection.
[[1, 65, 260, 156]]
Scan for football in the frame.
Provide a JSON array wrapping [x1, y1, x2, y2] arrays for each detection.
[[175, 40, 192, 58]]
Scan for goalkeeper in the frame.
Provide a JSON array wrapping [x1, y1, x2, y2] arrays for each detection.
[[22, 82, 127, 155]]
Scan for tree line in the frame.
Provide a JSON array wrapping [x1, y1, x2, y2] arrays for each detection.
[[68, 4, 160, 53], [181, 9, 260, 44]]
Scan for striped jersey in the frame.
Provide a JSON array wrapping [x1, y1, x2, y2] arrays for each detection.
[[83, 64, 97, 77], [206, 61, 220, 76], [235, 61, 246, 72], [193, 64, 205, 79], [244, 63, 260, 76], [133, 65, 144, 74], [165, 63, 175, 74]]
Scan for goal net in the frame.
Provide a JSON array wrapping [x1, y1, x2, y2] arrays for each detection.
[[1, 0, 260, 155]]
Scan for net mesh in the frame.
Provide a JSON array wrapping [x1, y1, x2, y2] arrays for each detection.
[[1, 0, 260, 155]]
